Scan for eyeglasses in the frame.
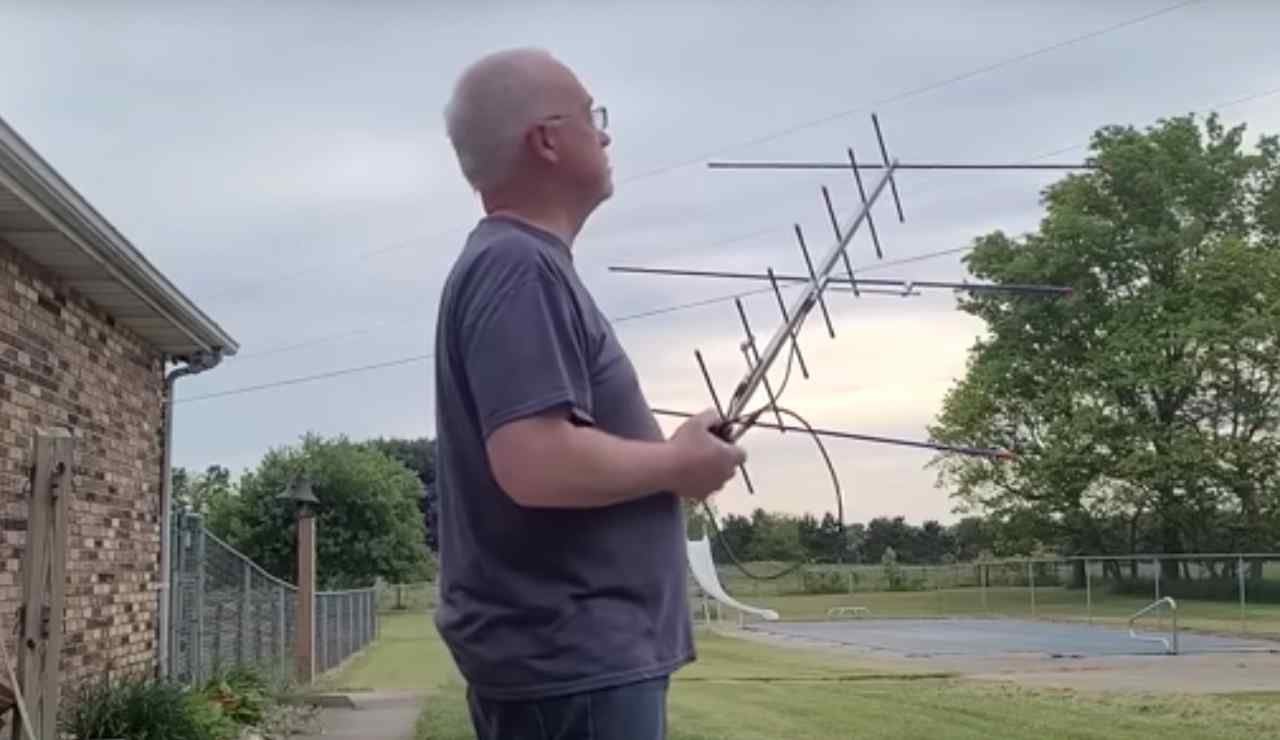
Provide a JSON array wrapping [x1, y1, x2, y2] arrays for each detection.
[[543, 105, 608, 132], [590, 105, 608, 132]]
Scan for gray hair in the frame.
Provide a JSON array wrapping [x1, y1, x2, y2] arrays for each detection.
[[443, 48, 557, 192]]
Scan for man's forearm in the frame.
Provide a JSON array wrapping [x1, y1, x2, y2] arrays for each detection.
[[488, 417, 683, 508]]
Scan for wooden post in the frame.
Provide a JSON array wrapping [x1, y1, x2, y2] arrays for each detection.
[[15, 431, 73, 740], [294, 508, 316, 684]]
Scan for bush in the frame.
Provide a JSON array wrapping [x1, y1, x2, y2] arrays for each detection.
[[60, 663, 282, 740], [60, 673, 238, 740], [200, 662, 274, 727]]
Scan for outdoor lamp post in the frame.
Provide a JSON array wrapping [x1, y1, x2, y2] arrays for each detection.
[[277, 474, 320, 684]]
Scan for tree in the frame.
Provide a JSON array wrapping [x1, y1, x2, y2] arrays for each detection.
[[817, 512, 849, 563], [747, 508, 804, 562], [863, 516, 916, 563], [929, 113, 1280, 579], [712, 513, 755, 564], [915, 520, 952, 563], [207, 433, 433, 589], [948, 516, 995, 562], [365, 436, 438, 551], [172, 464, 235, 517]]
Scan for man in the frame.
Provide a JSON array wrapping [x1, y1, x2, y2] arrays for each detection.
[[432, 48, 748, 739]]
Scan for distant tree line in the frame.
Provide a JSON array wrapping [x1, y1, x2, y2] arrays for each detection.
[[687, 507, 999, 566], [688, 503, 1280, 569]]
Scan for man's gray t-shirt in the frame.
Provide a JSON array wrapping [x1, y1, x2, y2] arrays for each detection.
[[432, 215, 695, 701]]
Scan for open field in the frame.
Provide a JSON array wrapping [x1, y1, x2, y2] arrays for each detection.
[[324, 613, 1280, 740]]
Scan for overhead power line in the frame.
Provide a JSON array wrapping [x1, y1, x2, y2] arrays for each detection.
[[178, 78, 1280, 404], [176, 243, 975, 404], [617, 0, 1207, 184], [193, 1, 1203, 311], [178, 354, 432, 403], [229, 224, 788, 363]]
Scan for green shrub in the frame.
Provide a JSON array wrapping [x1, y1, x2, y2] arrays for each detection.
[[60, 673, 238, 740], [184, 693, 241, 740], [200, 662, 273, 727]]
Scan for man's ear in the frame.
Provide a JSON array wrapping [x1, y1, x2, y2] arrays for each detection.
[[526, 123, 560, 164]]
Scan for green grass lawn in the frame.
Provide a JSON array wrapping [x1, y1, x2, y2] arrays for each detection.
[[325, 612, 1280, 740]]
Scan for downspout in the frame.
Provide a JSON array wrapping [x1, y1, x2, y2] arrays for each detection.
[[157, 349, 222, 679]]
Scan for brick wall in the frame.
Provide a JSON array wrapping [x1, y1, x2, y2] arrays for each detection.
[[0, 237, 166, 682]]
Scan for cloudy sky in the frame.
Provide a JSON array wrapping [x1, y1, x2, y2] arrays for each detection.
[[3, 0, 1279, 525]]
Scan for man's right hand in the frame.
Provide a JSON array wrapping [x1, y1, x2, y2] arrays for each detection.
[[668, 408, 748, 501]]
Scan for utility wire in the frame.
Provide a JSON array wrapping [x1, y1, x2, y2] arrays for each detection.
[[193, 1, 1202, 310], [179, 79, 1280, 403], [177, 242, 981, 403], [617, 0, 1207, 184], [231, 225, 789, 363], [178, 354, 431, 403], [218, 77, 1279, 363]]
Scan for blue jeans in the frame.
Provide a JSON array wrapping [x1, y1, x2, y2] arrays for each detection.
[[466, 676, 669, 739]]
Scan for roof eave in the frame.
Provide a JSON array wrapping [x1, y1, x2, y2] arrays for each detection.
[[0, 116, 239, 360]]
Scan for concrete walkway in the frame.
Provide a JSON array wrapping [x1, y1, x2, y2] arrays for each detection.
[[294, 691, 426, 740]]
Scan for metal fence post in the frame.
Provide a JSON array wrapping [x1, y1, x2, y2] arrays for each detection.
[[1028, 560, 1036, 618], [215, 602, 227, 670], [1086, 558, 1093, 624], [337, 593, 345, 663], [169, 514, 186, 680], [194, 519, 207, 685], [318, 597, 327, 673], [365, 591, 372, 644], [1154, 558, 1161, 601], [981, 564, 988, 612], [241, 561, 252, 665], [1239, 556, 1247, 634], [277, 588, 286, 678]]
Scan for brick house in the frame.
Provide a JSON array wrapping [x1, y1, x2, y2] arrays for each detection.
[[0, 116, 238, 681]]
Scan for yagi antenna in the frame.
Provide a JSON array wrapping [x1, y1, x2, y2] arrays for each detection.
[[613, 113, 1076, 489]]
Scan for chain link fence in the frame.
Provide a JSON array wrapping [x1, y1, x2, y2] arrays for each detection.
[[315, 588, 378, 675], [695, 553, 1280, 638], [168, 512, 379, 686], [376, 580, 438, 613]]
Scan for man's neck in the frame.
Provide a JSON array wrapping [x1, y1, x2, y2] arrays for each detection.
[[482, 193, 587, 248]]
